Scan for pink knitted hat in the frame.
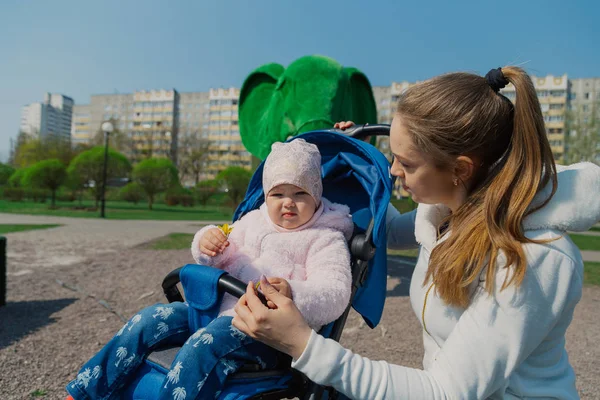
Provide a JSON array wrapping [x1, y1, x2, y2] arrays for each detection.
[[262, 139, 323, 205]]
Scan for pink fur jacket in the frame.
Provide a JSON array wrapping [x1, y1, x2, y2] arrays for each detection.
[[191, 197, 354, 330]]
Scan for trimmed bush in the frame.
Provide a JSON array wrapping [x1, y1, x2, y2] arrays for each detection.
[[165, 186, 195, 207], [119, 183, 146, 205], [3, 187, 25, 201]]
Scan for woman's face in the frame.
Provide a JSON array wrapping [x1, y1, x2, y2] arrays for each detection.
[[389, 115, 457, 207]]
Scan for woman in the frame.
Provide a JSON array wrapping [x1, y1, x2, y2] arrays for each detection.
[[232, 67, 600, 399]]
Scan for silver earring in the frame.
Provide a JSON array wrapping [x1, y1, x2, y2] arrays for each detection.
[[453, 178, 458, 186]]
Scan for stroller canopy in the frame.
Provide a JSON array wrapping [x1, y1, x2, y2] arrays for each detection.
[[234, 130, 393, 327]]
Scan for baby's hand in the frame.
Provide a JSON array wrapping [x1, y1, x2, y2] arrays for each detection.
[[199, 228, 229, 257], [260, 276, 292, 309]]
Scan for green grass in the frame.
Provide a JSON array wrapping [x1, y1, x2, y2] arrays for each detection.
[[0, 199, 233, 221], [147, 233, 425, 256], [569, 234, 600, 251], [584, 262, 600, 286], [148, 233, 195, 250], [30, 389, 48, 397], [0, 224, 61, 234], [387, 248, 420, 258], [390, 198, 418, 214]]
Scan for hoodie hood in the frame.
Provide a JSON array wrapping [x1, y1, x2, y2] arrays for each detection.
[[524, 162, 600, 232], [415, 162, 600, 249]]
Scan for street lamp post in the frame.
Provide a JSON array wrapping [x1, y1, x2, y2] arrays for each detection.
[[100, 121, 114, 218]]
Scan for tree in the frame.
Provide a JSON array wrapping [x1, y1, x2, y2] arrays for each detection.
[[68, 146, 132, 207], [8, 168, 27, 187], [11, 131, 77, 168], [177, 133, 210, 185], [565, 100, 600, 165], [195, 179, 219, 206], [91, 117, 133, 155], [119, 182, 145, 205], [0, 163, 15, 185], [64, 165, 87, 206], [22, 159, 67, 207], [216, 167, 252, 210], [132, 158, 179, 210]]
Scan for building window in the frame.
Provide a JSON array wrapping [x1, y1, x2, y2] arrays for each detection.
[[585, 93, 590, 99]]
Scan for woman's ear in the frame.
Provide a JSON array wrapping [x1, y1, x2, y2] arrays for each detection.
[[454, 156, 476, 184]]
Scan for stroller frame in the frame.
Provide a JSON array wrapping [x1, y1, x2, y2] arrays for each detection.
[[128, 124, 391, 400]]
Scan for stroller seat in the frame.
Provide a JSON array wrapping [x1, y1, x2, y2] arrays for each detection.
[[122, 126, 394, 400]]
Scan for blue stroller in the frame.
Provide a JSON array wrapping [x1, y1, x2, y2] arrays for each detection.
[[122, 125, 393, 399]]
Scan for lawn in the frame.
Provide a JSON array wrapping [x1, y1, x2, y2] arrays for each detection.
[[0, 224, 62, 234], [148, 232, 423, 257], [387, 248, 420, 258], [147, 233, 600, 285], [584, 262, 600, 286], [0, 199, 233, 221], [569, 234, 600, 251], [147, 233, 196, 250]]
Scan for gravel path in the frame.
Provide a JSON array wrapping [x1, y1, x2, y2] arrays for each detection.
[[0, 216, 598, 399], [1, 213, 227, 273]]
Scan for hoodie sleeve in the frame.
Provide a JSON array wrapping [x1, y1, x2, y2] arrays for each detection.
[[386, 204, 418, 250], [292, 248, 583, 399], [287, 231, 352, 330]]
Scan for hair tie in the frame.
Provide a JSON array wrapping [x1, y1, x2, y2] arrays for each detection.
[[485, 68, 509, 92]]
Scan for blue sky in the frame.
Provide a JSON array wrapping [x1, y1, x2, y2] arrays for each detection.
[[1, 0, 598, 162]]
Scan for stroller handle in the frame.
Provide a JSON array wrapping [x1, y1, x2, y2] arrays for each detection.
[[161, 267, 269, 307], [219, 274, 270, 307], [335, 123, 390, 140]]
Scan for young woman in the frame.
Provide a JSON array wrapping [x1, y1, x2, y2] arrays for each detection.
[[232, 67, 600, 399]]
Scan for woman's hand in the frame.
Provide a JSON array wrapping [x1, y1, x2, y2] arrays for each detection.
[[199, 228, 229, 256], [334, 121, 355, 130], [265, 277, 293, 307], [233, 276, 312, 360]]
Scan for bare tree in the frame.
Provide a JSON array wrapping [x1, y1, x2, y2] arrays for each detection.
[[565, 99, 600, 165], [177, 132, 210, 186], [11, 129, 78, 168], [91, 117, 133, 156]]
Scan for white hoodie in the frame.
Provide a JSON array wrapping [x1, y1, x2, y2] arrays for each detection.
[[291, 162, 600, 399]]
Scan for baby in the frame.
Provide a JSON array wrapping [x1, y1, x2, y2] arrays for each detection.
[[67, 139, 353, 400]]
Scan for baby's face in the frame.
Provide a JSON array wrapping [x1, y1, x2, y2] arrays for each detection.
[[265, 184, 317, 229]]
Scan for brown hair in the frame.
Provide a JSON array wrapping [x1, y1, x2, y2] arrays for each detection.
[[397, 66, 557, 307]]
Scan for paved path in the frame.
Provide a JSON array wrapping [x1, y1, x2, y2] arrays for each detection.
[[0, 213, 229, 274]]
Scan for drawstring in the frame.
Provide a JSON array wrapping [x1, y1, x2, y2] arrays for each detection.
[[422, 283, 435, 336]]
